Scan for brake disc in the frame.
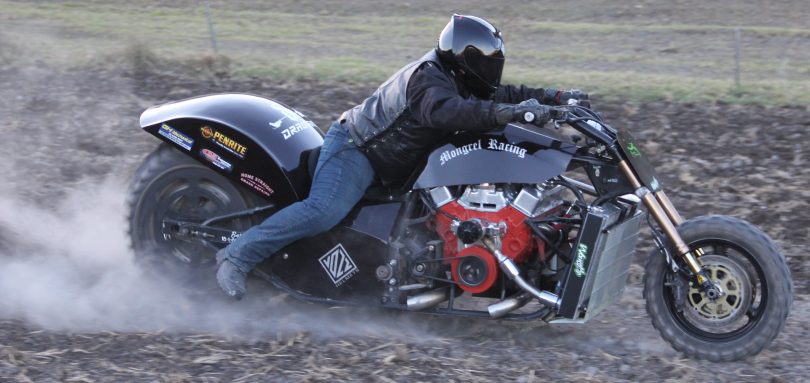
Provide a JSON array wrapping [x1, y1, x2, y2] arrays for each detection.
[[684, 254, 752, 328]]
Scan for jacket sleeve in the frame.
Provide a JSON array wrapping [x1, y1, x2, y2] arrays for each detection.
[[406, 63, 499, 132], [493, 84, 557, 105]]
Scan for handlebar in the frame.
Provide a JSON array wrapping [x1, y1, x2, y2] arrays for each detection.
[[546, 104, 616, 146]]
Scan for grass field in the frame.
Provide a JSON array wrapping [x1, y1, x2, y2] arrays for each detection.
[[1, 0, 809, 105]]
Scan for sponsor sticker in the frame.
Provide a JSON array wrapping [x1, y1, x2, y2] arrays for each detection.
[[574, 243, 589, 278], [268, 116, 285, 129], [650, 177, 660, 191], [220, 231, 241, 244], [487, 138, 527, 159], [265, 101, 314, 140], [200, 148, 233, 172], [281, 122, 311, 140], [319, 243, 359, 287], [438, 139, 529, 166], [439, 140, 482, 165], [626, 142, 642, 158], [239, 173, 274, 196], [158, 123, 194, 151], [200, 126, 248, 159], [201, 125, 214, 138]]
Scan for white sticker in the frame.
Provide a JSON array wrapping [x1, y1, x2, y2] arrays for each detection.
[[318, 243, 359, 287]]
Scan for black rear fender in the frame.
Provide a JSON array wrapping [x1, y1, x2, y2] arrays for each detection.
[[139, 93, 324, 206]]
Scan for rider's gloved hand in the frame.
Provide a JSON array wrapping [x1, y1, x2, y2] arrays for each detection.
[[544, 89, 591, 108], [494, 98, 551, 127]]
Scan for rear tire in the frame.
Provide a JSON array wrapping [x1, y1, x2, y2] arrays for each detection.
[[127, 143, 258, 286], [643, 215, 792, 361]]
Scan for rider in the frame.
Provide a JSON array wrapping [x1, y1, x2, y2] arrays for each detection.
[[216, 14, 590, 299]]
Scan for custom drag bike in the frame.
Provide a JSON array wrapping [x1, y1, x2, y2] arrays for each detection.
[[128, 94, 791, 361]]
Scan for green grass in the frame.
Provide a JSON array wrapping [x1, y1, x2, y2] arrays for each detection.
[[1, 0, 808, 106]]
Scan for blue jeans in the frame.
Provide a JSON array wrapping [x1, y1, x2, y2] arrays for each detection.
[[221, 122, 376, 272]]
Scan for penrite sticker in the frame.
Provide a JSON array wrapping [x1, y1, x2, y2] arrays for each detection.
[[318, 243, 359, 287], [200, 126, 248, 159], [239, 172, 274, 196], [158, 123, 194, 151], [200, 148, 233, 172]]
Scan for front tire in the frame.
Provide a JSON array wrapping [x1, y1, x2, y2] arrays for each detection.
[[643, 215, 792, 361], [127, 143, 258, 285]]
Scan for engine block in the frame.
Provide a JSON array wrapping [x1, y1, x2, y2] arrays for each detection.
[[431, 185, 540, 294]]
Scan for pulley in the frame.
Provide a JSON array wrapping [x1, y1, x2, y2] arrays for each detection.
[[452, 246, 498, 294]]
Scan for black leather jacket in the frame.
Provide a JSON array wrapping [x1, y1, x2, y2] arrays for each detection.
[[341, 50, 554, 187]]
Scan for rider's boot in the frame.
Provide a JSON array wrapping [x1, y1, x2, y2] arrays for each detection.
[[215, 249, 247, 300]]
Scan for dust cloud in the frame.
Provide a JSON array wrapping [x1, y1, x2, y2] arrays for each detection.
[[0, 176, 434, 340]]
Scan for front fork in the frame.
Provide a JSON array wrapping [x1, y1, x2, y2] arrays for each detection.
[[618, 161, 720, 298]]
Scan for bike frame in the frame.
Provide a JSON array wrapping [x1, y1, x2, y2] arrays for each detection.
[[563, 108, 706, 282]]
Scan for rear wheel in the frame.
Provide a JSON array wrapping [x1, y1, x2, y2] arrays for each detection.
[[127, 143, 259, 285], [643, 215, 792, 361]]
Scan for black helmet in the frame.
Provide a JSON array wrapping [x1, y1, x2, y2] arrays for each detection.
[[437, 14, 505, 99]]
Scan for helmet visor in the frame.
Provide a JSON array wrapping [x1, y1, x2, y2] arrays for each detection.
[[463, 46, 505, 88]]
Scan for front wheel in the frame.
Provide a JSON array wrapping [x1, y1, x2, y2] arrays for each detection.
[[644, 215, 792, 361]]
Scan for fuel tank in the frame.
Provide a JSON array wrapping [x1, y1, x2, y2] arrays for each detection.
[[139, 93, 324, 206], [413, 123, 579, 189]]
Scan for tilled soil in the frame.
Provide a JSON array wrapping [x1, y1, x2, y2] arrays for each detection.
[[1, 61, 809, 381]]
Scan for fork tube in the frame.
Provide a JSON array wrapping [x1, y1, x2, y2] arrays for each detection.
[[619, 160, 642, 189], [655, 191, 684, 226], [618, 161, 702, 274]]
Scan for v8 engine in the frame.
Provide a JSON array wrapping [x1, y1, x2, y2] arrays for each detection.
[[428, 183, 566, 295]]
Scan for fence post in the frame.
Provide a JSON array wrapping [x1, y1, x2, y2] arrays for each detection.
[[204, 0, 219, 53], [734, 28, 741, 87]]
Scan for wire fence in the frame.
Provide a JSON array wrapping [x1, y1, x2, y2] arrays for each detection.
[[196, 5, 809, 95]]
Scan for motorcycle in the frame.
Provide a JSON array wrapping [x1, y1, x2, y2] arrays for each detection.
[[128, 93, 792, 361]]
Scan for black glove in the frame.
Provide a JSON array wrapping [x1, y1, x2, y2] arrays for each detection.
[[544, 89, 591, 108], [494, 98, 551, 127]]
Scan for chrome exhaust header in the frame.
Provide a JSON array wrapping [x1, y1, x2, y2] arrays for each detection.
[[482, 237, 561, 310], [488, 292, 531, 318], [406, 287, 449, 311]]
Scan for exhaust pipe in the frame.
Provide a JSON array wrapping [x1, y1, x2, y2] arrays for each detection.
[[407, 287, 449, 311], [482, 237, 561, 310], [488, 292, 531, 318]]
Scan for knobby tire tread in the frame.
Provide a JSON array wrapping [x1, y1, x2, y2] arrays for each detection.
[[643, 215, 792, 362]]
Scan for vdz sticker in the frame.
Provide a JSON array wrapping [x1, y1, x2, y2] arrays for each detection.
[[319, 243, 359, 287]]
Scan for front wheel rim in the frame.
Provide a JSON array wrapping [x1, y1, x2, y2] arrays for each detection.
[[663, 239, 768, 341]]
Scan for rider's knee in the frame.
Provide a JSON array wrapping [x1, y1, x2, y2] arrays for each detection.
[[301, 200, 349, 233]]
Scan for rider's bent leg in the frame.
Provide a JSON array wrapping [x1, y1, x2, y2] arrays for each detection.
[[216, 122, 374, 296]]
